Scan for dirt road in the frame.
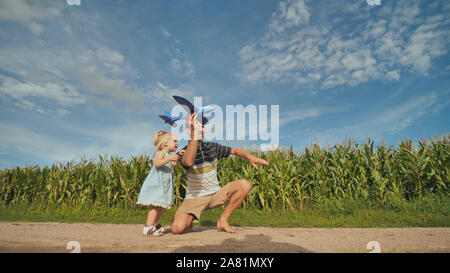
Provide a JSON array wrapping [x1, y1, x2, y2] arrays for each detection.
[[0, 222, 448, 253]]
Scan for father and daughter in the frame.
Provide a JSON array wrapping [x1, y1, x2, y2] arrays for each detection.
[[136, 113, 269, 236]]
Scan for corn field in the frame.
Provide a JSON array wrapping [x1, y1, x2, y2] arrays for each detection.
[[1, 135, 449, 211]]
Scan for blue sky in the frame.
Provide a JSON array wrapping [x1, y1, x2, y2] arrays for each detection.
[[0, 0, 449, 169]]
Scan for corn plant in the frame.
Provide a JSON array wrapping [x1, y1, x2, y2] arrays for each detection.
[[1, 135, 448, 211]]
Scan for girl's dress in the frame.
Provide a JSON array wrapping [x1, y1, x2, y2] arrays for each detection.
[[136, 151, 174, 208]]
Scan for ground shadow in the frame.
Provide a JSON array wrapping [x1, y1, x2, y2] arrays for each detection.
[[170, 233, 313, 253]]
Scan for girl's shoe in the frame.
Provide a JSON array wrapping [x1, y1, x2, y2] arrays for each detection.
[[143, 224, 164, 236], [155, 223, 165, 233]]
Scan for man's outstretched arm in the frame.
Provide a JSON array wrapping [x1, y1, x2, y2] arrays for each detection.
[[231, 148, 269, 170]]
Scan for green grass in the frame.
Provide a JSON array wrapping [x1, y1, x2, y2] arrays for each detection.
[[1, 196, 448, 228]]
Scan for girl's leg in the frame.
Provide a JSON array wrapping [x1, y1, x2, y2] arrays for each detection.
[[146, 206, 166, 226], [145, 207, 158, 226], [154, 206, 165, 224], [143, 207, 166, 236]]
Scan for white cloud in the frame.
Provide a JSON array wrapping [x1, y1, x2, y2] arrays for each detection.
[[269, 0, 310, 33], [0, 75, 85, 108], [278, 103, 352, 128], [398, 22, 449, 74], [300, 90, 448, 147], [0, 8, 142, 114], [170, 58, 195, 77], [0, 46, 76, 83], [362, 91, 444, 135], [143, 81, 194, 103], [57, 109, 70, 115], [13, 99, 47, 114], [77, 66, 145, 110], [0, 121, 155, 165], [66, 0, 81, 6], [96, 48, 124, 64], [279, 108, 322, 127], [80, 122, 156, 157], [184, 61, 195, 76], [238, 0, 450, 92], [0, 0, 61, 23], [0, 41, 138, 114], [27, 22, 44, 36], [158, 30, 195, 78], [171, 58, 182, 71], [0, 122, 86, 162], [386, 70, 400, 81], [96, 48, 124, 73], [160, 27, 172, 37]]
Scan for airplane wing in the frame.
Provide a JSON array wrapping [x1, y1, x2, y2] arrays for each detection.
[[172, 95, 196, 114], [171, 95, 212, 126], [158, 115, 175, 126]]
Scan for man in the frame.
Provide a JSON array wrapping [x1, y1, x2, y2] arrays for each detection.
[[171, 113, 269, 234]]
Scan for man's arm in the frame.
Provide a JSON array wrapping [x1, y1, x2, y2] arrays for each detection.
[[181, 113, 199, 167], [181, 140, 198, 167], [231, 148, 269, 170], [231, 148, 252, 160]]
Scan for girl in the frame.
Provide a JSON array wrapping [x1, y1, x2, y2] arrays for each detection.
[[136, 130, 184, 236]]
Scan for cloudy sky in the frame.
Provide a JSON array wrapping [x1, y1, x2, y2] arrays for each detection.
[[0, 0, 449, 169]]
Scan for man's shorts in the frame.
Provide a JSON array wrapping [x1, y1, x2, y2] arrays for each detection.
[[175, 183, 233, 221]]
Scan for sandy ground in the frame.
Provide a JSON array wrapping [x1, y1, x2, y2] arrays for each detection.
[[0, 222, 449, 253]]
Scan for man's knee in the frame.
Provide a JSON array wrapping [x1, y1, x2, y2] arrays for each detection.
[[171, 213, 194, 234], [239, 179, 251, 194], [171, 221, 185, 234]]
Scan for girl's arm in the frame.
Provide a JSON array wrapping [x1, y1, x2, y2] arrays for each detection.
[[172, 149, 186, 167], [231, 148, 269, 170], [153, 151, 173, 168]]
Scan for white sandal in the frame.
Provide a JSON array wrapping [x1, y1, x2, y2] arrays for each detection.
[[143, 223, 164, 236], [155, 223, 165, 233]]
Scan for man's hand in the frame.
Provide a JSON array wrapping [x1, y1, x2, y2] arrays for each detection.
[[186, 113, 202, 140], [231, 148, 269, 169], [189, 113, 197, 139], [249, 155, 269, 170]]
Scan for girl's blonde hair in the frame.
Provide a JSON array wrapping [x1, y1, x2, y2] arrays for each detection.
[[153, 130, 172, 152]]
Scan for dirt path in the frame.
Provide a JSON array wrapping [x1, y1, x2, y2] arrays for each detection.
[[0, 222, 448, 253]]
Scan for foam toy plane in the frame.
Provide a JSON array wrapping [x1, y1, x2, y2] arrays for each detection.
[[158, 95, 214, 127]]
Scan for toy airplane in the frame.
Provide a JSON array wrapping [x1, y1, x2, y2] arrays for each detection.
[[158, 95, 214, 127]]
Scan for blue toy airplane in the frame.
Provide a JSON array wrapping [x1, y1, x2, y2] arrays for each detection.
[[158, 95, 215, 127]]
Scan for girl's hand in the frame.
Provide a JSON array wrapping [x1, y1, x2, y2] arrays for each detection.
[[168, 154, 179, 162]]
